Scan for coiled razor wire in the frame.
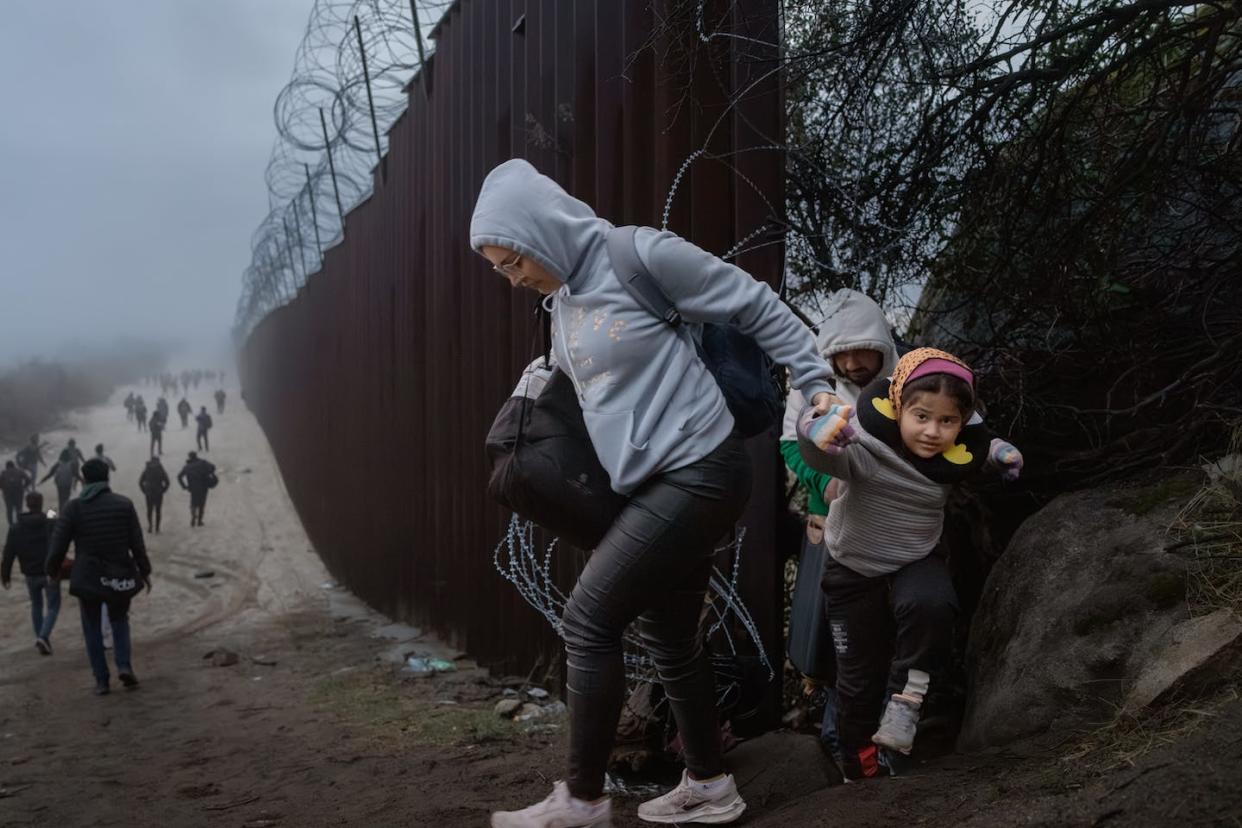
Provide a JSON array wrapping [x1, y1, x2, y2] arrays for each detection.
[[239, 1, 800, 341], [493, 512, 774, 688]]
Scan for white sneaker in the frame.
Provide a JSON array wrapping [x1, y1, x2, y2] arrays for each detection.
[[871, 694, 921, 754], [637, 770, 746, 824], [491, 781, 612, 828]]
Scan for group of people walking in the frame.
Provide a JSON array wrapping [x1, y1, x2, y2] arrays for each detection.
[[2, 383, 226, 696], [124, 392, 219, 454], [473, 161, 1024, 827]]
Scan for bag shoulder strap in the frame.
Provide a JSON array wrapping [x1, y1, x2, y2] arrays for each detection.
[[606, 226, 681, 328]]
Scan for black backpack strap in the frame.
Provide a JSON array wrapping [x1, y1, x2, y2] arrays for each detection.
[[606, 226, 682, 328]]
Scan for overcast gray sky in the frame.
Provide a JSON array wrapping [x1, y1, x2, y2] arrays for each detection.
[[0, 0, 310, 363]]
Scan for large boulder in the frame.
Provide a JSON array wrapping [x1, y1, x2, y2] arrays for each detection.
[[959, 479, 1241, 750]]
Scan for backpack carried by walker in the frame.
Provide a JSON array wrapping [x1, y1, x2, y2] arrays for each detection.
[[605, 227, 783, 438]]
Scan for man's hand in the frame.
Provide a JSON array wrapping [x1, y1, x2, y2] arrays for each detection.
[[822, 479, 841, 503]]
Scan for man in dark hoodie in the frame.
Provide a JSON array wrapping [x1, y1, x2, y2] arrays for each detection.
[[177, 451, 217, 527], [2, 491, 59, 655], [138, 457, 170, 533], [214, 388, 226, 414], [46, 459, 151, 695], [1, 461, 32, 525]]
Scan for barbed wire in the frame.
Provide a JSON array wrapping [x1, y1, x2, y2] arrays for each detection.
[[235, 0, 452, 339]]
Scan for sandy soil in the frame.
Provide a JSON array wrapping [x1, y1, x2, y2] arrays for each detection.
[[2, 388, 1239, 827]]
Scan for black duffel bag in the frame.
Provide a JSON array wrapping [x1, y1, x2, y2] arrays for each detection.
[[486, 365, 627, 550]]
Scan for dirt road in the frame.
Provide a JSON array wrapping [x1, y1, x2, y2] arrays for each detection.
[[2, 389, 1239, 827], [0, 387, 567, 826]]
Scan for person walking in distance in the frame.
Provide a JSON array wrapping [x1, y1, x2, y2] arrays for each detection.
[[46, 459, 151, 695], [94, 444, 117, 473], [1, 461, 32, 526], [134, 398, 148, 432], [177, 397, 192, 429], [138, 457, 170, 534], [214, 388, 226, 415], [2, 491, 60, 655], [16, 435, 46, 492], [149, 411, 166, 457], [124, 392, 136, 422], [475, 160, 837, 827], [40, 450, 83, 512], [195, 407, 213, 452], [178, 451, 217, 527]]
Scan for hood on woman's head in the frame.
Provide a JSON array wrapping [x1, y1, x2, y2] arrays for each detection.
[[469, 159, 610, 285]]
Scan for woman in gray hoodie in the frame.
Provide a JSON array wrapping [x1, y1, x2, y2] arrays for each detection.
[[474, 159, 834, 828]]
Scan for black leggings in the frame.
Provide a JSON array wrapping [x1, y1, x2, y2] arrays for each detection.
[[562, 435, 751, 801]]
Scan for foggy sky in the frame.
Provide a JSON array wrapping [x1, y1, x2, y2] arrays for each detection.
[[0, 1, 311, 363]]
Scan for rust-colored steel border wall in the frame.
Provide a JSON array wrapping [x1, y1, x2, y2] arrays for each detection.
[[240, 0, 784, 681]]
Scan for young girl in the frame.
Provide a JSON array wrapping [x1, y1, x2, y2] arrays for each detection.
[[796, 347, 1023, 780]]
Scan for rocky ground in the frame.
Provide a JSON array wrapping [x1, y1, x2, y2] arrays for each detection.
[[1, 391, 1239, 826]]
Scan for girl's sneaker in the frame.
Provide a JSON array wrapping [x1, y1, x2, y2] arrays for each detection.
[[871, 694, 921, 754], [491, 781, 611, 828], [637, 771, 746, 824]]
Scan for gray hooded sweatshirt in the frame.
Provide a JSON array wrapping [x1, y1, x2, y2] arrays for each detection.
[[471, 159, 833, 495], [780, 288, 900, 441]]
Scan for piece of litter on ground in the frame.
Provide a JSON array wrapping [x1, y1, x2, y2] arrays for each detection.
[[437, 700, 459, 705], [527, 687, 550, 701], [320, 582, 336, 589], [502, 688, 518, 697], [251, 677, 263, 682], [403, 656, 457, 676], [251, 656, 278, 666], [193, 570, 215, 579]]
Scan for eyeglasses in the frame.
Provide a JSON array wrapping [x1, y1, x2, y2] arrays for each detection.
[[493, 252, 522, 276]]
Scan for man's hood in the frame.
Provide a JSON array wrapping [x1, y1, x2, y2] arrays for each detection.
[[815, 289, 900, 381], [469, 159, 610, 288]]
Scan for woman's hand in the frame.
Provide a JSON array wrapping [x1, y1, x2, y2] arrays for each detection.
[[810, 392, 841, 414]]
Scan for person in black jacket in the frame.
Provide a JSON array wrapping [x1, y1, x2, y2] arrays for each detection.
[[138, 457, 170, 533], [1, 461, 32, 526], [46, 459, 151, 696], [177, 452, 217, 527], [149, 411, 166, 457], [195, 407, 213, 451], [177, 397, 192, 429], [2, 491, 60, 655]]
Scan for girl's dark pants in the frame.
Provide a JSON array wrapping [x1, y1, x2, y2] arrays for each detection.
[[822, 554, 957, 758], [562, 435, 751, 801]]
